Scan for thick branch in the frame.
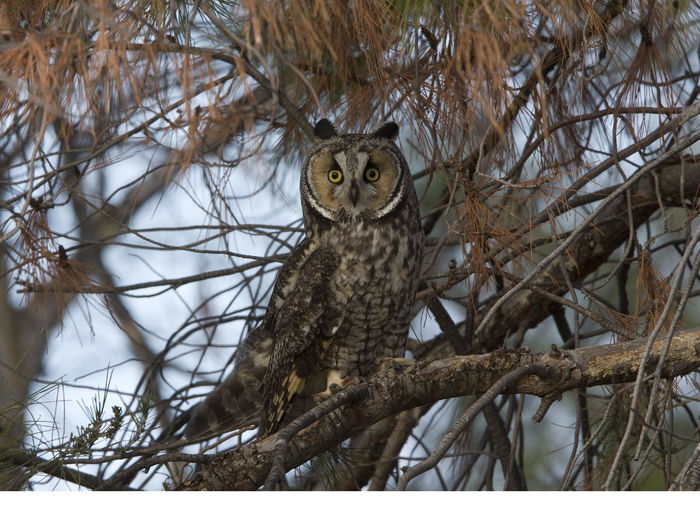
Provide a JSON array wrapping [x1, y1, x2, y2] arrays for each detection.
[[178, 328, 700, 490]]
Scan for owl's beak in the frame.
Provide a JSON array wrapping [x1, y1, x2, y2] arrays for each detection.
[[349, 180, 360, 207]]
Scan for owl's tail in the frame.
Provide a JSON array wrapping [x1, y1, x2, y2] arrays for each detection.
[[184, 328, 272, 439]]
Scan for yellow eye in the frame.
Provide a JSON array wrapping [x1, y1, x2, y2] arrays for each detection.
[[328, 168, 343, 184], [364, 166, 380, 182]]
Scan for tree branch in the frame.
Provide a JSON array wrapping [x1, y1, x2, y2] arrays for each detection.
[[178, 328, 700, 490]]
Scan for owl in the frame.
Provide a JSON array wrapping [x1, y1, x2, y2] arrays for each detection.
[[185, 119, 424, 438]]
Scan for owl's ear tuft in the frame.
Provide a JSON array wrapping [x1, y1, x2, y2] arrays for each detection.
[[372, 122, 399, 140], [314, 119, 337, 140]]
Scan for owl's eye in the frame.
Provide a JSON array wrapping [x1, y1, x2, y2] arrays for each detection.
[[327, 168, 343, 184], [364, 166, 380, 182]]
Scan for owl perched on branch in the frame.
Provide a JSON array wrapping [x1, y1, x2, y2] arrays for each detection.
[[185, 119, 424, 438]]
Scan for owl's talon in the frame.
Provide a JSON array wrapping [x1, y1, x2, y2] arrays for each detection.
[[313, 391, 330, 403], [313, 375, 362, 403]]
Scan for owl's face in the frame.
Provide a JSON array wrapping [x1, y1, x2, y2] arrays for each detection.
[[301, 120, 410, 224]]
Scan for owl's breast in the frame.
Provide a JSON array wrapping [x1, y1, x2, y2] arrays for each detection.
[[326, 220, 416, 293], [317, 218, 423, 376]]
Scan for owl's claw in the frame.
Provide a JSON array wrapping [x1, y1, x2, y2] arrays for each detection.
[[313, 375, 362, 403]]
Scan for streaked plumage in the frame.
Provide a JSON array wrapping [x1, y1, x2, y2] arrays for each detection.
[[185, 119, 424, 438]]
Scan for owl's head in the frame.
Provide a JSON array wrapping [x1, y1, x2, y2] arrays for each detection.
[[301, 119, 412, 227]]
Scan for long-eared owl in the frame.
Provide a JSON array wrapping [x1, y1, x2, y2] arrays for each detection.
[[185, 119, 424, 438]]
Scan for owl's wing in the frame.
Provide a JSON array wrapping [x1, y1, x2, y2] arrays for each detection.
[[262, 238, 315, 325], [260, 245, 339, 435], [184, 239, 315, 438], [184, 326, 273, 438]]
